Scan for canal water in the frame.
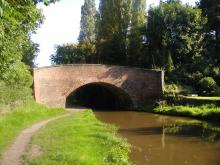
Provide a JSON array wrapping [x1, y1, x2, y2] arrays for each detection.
[[94, 111, 220, 165]]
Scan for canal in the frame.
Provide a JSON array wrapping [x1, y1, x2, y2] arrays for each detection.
[[94, 111, 220, 165]]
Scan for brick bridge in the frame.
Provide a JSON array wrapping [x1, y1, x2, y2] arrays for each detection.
[[33, 64, 164, 109]]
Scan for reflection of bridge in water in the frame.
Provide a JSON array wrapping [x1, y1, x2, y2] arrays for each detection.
[[33, 64, 164, 109]]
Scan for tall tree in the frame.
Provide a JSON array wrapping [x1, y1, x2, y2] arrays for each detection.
[[78, 0, 97, 63], [199, 0, 220, 65], [127, 0, 146, 67], [0, 0, 57, 86], [78, 0, 96, 42], [97, 0, 131, 65], [0, 0, 42, 86], [145, 0, 206, 71]]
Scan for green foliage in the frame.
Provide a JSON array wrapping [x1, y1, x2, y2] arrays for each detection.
[[24, 111, 131, 165], [199, 77, 217, 90], [199, 77, 218, 95], [0, 81, 32, 110], [22, 39, 39, 67], [0, 0, 60, 109], [199, 0, 220, 65], [214, 87, 220, 96], [145, 0, 207, 70], [78, 0, 96, 42], [164, 84, 179, 97], [127, 0, 146, 66], [78, 0, 97, 63], [0, 0, 43, 88], [97, 0, 131, 65], [0, 0, 5, 17], [50, 44, 86, 64], [0, 101, 65, 157], [164, 84, 194, 97], [78, 40, 97, 63]]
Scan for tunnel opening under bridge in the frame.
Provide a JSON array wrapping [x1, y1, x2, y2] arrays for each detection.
[[65, 82, 133, 110]]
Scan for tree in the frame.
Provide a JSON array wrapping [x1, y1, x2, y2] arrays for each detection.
[[97, 0, 131, 65], [145, 0, 206, 71], [78, 0, 97, 63], [50, 44, 85, 65], [127, 0, 146, 67], [0, 0, 43, 86], [0, 0, 58, 86], [198, 0, 220, 65], [78, 0, 96, 42], [22, 39, 39, 68], [0, 0, 58, 17]]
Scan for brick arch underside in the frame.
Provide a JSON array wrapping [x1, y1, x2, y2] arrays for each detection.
[[65, 81, 134, 110]]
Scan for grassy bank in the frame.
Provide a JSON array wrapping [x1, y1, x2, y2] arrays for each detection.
[[0, 101, 65, 157], [152, 104, 220, 121], [182, 96, 220, 101], [166, 96, 220, 106], [24, 110, 131, 165]]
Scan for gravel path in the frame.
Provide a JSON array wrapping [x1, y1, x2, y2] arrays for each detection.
[[0, 108, 82, 165]]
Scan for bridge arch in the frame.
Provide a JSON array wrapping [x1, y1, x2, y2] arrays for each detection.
[[65, 82, 133, 110], [33, 64, 164, 108]]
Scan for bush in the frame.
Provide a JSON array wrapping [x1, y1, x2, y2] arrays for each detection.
[[199, 77, 217, 89], [164, 84, 179, 97], [164, 84, 195, 97], [0, 81, 32, 111], [199, 77, 217, 95], [50, 44, 86, 65]]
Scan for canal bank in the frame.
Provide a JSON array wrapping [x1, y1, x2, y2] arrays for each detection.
[[23, 110, 131, 165], [140, 96, 220, 122]]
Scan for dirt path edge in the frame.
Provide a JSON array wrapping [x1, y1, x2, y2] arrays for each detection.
[[0, 109, 81, 165]]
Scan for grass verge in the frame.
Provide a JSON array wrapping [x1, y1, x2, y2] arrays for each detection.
[[152, 104, 220, 121], [24, 110, 131, 165], [182, 96, 220, 101], [0, 101, 65, 157], [166, 96, 220, 106]]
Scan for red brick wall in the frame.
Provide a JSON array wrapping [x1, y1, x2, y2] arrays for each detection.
[[33, 64, 164, 108]]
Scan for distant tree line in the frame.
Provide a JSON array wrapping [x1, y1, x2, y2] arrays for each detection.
[[51, 0, 220, 96]]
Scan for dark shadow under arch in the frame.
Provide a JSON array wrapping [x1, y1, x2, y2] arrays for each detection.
[[66, 82, 133, 110]]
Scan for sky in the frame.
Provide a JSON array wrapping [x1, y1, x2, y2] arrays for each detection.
[[31, 0, 197, 67]]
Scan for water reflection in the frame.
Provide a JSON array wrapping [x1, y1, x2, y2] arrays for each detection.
[[164, 122, 220, 142], [94, 111, 220, 165]]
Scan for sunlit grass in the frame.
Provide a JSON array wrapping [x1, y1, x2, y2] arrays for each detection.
[[154, 104, 220, 121], [0, 101, 65, 157], [25, 110, 131, 165], [182, 96, 220, 101]]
